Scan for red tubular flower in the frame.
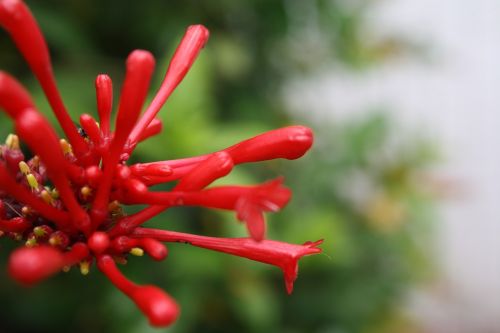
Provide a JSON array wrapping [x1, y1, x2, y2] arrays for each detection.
[[0, 0, 321, 327], [8, 243, 89, 285], [132, 228, 323, 294], [0, 0, 89, 162]]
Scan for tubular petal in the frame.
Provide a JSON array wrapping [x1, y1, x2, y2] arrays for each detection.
[[97, 255, 179, 327], [0, 0, 90, 161], [0, 71, 35, 118], [132, 228, 323, 294], [127, 25, 209, 148], [91, 50, 155, 227], [95, 74, 113, 137]]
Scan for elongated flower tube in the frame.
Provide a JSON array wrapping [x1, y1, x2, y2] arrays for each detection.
[[0, 0, 322, 327], [0, 0, 89, 161], [127, 25, 210, 150], [132, 228, 323, 294]]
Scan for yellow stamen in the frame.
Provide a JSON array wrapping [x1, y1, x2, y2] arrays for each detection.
[[18, 161, 30, 175], [79, 261, 90, 275], [33, 226, 47, 237], [49, 236, 59, 247], [6, 134, 19, 149], [26, 174, 39, 190], [51, 188, 60, 199], [80, 186, 92, 200], [59, 139, 72, 155], [130, 247, 144, 257], [62, 266, 71, 273], [21, 206, 31, 216], [31, 156, 40, 168], [25, 237, 37, 247], [40, 190, 53, 205]]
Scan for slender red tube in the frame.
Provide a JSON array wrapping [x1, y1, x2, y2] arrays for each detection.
[[0, 71, 35, 118], [95, 74, 113, 137], [97, 255, 179, 327], [8, 243, 89, 286], [80, 114, 103, 149], [14, 109, 91, 234], [137, 118, 163, 143], [127, 25, 209, 149], [91, 50, 155, 227], [126, 126, 313, 186], [132, 228, 323, 294], [0, 0, 90, 162], [0, 217, 30, 233], [109, 153, 234, 237]]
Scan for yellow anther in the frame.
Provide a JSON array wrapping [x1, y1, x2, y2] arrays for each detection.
[[25, 237, 37, 247], [79, 261, 90, 276], [80, 186, 92, 199], [62, 266, 71, 273], [40, 190, 53, 205], [33, 226, 47, 237], [48, 236, 59, 247], [59, 139, 72, 155], [31, 156, 40, 168], [26, 174, 39, 190], [5, 134, 19, 149], [12, 233, 22, 241], [18, 161, 30, 175], [21, 206, 32, 216], [130, 247, 144, 257], [51, 188, 60, 199], [108, 200, 121, 212]]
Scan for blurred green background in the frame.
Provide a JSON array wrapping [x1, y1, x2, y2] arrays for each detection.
[[0, 1, 437, 332]]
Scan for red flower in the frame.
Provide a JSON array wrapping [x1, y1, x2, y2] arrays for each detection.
[[0, 0, 321, 327]]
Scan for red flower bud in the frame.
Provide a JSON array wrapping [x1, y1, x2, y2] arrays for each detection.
[[95, 74, 113, 137], [0, 0, 89, 161], [88, 231, 110, 255], [97, 255, 179, 327], [128, 25, 209, 148], [91, 50, 155, 227], [8, 246, 64, 286]]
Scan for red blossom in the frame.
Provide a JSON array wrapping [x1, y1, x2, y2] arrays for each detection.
[[0, 0, 321, 327]]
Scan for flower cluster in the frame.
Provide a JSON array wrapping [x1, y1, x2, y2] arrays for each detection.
[[0, 0, 322, 327]]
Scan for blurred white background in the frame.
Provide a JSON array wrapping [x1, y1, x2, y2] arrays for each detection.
[[286, 0, 500, 332]]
